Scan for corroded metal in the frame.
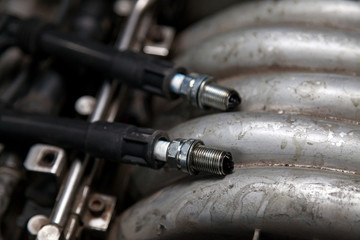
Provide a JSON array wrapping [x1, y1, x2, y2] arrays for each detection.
[[129, 111, 360, 199], [176, 26, 360, 77], [224, 73, 360, 122], [24, 144, 66, 178], [117, 1, 360, 239], [117, 168, 360, 240], [169, 112, 360, 174], [82, 193, 116, 233], [153, 72, 360, 129], [175, 0, 360, 53]]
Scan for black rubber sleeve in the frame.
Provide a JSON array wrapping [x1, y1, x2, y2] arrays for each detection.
[[86, 122, 168, 169], [1, 14, 181, 98], [0, 110, 168, 169]]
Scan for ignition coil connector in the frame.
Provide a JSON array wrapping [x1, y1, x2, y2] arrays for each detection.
[[0, 110, 233, 176], [0, 14, 240, 111]]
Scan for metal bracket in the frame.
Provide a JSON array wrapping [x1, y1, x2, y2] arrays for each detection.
[[143, 25, 175, 57], [82, 192, 116, 233], [24, 144, 66, 178], [114, 0, 135, 17]]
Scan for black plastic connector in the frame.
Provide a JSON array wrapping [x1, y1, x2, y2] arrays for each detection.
[[86, 122, 168, 169], [0, 14, 181, 99], [0, 110, 168, 169]]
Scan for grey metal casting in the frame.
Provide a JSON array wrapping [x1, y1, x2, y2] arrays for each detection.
[[117, 168, 360, 240], [175, 0, 360, 53]]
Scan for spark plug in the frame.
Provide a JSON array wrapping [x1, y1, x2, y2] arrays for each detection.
[[0, 14, 241, 111], [170, 73, 240, 111], [0, 110, 233, 175], [154, 139, 233, 175]]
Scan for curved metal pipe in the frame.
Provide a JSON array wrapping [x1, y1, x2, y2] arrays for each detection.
[[176, 26, 360, 77], [129, 111, 360, 199], [154, 72, 360, 128], [168, 112, 360, 174], [116, 168, 360, 240], [225, 73, 360, 122], [175, 0, 360, 53]]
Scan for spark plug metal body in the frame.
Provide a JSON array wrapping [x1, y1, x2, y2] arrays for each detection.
[[154, 139, 234, 175], [170, 73, 241, 111]]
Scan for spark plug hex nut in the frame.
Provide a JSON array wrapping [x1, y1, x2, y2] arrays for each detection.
[[167, 139, 202, 175], [165, 138, 234, 176]]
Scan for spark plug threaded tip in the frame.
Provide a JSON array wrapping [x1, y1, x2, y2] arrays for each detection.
[[200, 84, 241, 111], [191, 145, 234, 175]]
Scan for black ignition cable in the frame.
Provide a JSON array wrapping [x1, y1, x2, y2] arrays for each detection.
[[0, 109, 234, 176], [0, 14, 241, 111]]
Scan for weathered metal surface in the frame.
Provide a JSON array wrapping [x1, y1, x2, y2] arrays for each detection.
[[225, 73, 360, 122], [120, 2, 360, 239], [117, 168, 360, 240], [129, 111, 360, 199], [153, 72, 360, 129], [168, 112, 360, 174], [175, 0, 360, 53], [82, 193, 116, 233], [176, 26, 360, 77], [24, 144, 66, 179]]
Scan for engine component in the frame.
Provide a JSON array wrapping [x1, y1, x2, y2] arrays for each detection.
[[0, 109, 233, 175], [24, 144, 66, 179], [27, 214, 49, 238], [174, 0, 360, 54], [0, 14, 240, 111], [2, 0, 360, 239], [116, 168, 360, 240], [154, 139, 233, 175], [0, 152, 22, 220], [0, 109, 168, 169], [114, 1, 360, 240]]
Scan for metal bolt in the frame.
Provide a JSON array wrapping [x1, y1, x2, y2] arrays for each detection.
[[36, 224, 61, 240], [155, 139, 234, 176], [27, 215, 49, 238], [75, 95, 96, 116], [88, 196, 105, 216], [169, 73, 241, 111], [0, 153, 22, 219], [114, 0, 135, 16]]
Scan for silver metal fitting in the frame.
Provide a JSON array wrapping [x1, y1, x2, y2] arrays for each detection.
[[27, 215, 49, 239], [36, 224, 61, 240], [75, 95, 96, 116], [154, 139, 234, 175], [170, 73, 241, 111], [24, 144, 66, 178]]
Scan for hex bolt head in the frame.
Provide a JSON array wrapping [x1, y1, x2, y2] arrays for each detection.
[[88, 196, 106, 216]]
